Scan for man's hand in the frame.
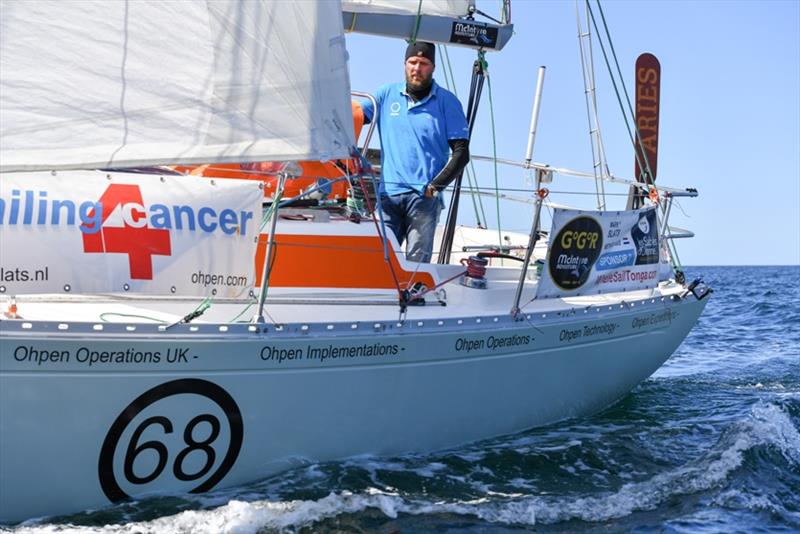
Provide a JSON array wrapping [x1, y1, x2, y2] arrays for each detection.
[[425, 184, 439, 198]]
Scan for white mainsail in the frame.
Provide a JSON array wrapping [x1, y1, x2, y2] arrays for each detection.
[[342, 0, 473, 17], [0, 0, 355, 172]]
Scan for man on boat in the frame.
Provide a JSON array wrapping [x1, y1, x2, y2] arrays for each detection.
[[361, 41, 470, 263]]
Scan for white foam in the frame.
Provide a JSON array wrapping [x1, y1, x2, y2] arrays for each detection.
[[410, 461, 447, 478], [11, 402, 797, 532], [713, 489, 779, 513]]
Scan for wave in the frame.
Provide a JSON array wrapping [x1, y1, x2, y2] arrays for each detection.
[[10, 400, 797, 533]]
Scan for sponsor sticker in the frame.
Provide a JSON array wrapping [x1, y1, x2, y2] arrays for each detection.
[[596, 249, 636, 271], [632, 208, 659, 265], [547, 216, 603, 291], [450, 21, 498, 48]]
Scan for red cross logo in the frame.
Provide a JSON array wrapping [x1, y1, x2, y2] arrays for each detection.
[[82, 184, 172, 280]]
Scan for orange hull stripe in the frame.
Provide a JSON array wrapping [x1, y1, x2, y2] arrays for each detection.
[[255, 234, 436, 290]]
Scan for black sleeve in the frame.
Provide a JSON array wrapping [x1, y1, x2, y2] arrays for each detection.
[[429, 138, 470, 191]]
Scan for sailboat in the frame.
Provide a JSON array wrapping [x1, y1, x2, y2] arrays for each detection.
[[0, 0, 710, 523]]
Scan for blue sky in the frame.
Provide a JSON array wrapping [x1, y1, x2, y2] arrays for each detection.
[[345, 0, 800, 266]]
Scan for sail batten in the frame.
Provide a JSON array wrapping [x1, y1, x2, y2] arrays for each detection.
[[0, 0, 354, 172]]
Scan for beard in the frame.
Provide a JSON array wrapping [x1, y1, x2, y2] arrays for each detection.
[[405, 70, 433, 92]]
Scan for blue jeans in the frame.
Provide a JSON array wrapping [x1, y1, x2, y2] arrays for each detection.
[[380, 192, 442, 263]]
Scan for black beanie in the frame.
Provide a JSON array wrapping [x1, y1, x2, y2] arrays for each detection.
[[405, 41, 435, 65]]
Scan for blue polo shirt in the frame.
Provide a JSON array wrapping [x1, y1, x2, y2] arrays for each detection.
[[361, 80, 469, 196]]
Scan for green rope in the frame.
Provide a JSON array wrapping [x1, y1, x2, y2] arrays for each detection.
[[99, 312, 167, 323], [193, 297, 211, 315], [230, 296, 257, 323], [409, 0, 423, 43], [484, 60, 503, 251], [99, 297, 210, 324], [260, 197, 279, 232], [439, 44, 488, 228], [440, 44, 457, 97]]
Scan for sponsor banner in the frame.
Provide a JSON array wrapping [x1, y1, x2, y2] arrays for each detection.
[[0, 171, 262, 297], [537, 207, 665, 298]]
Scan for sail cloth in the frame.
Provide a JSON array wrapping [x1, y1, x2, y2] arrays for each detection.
[[342, 0, 473, 17], [536, 207, 670, 299], [0, 1, 354, 172]]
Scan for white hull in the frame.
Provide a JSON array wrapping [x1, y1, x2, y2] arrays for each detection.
[[0, 286, 706, 522], [0, 0, 708, 525]]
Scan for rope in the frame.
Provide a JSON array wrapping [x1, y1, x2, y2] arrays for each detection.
[[179, 297, 211, 324], [439, 44, 487, 227], [229, 296, 257, 323], [355, 155, 405, 301], [99, 312, 167, 323], [409, 0, 424, 43], [407, 268, 467, 303], [439, 50, 487, 263], [100, 297, 211, 326], [485, 65, 504, 253]]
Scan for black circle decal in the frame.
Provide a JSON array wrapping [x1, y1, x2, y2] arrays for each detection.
[[98, 378, 243, 503], [548, 216, 604, 290]]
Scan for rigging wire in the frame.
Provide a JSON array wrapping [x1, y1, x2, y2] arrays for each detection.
[[593, 5, 682, 274], [585, 1, 658, 208], [593, 1, 682, 269], [594, 0, 657, 192], [586, 0, 682, 271], [575, 0, 609, 209], [583, 1, 640, 186]]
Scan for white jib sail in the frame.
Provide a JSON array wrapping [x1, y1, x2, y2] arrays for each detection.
[[0, 0, 355, 172]]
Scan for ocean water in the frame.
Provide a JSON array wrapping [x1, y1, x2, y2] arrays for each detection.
[[4, 266, 799, 533]]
